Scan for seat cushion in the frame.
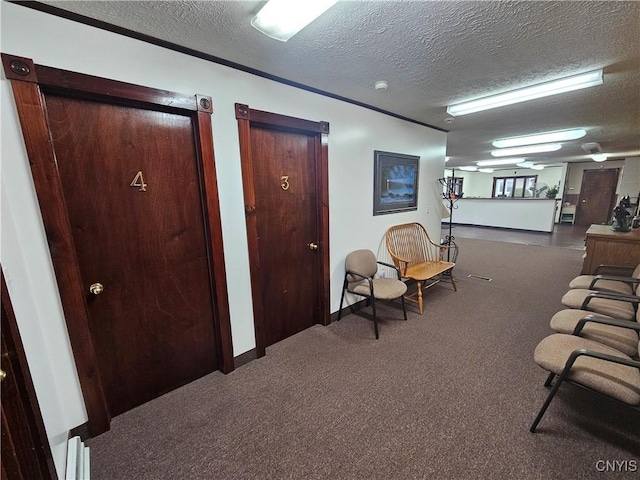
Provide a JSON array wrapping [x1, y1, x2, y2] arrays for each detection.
[[550, 309, 639, 357], [534, 334, 640, 405], [569, 275, 633, 295], [350, 278, 407, 300], [561, 289, 636, 321]]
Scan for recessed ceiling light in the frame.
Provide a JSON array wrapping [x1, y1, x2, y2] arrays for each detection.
[[491, 143, 562, 157], [492, 128, 587, 148], [458, 166, 478, 171], [251, 0, 339, 41], [517, 161, 534, 168], [478, 168, 494, 173], [591, 154, 608, 162], [530, 165, 545, 170], [476, 158, 525, 166], [446, 69, 603, 116], [445, 156, 450, 163]]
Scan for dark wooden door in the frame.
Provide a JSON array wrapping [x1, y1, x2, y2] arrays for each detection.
[[252, 128, 320, 347], [45, 95, 219, 416], [1, 272, 57, 480], [236, 105, 330, 356], [574, 169, 619, 226], [2, 54, 233, 433]]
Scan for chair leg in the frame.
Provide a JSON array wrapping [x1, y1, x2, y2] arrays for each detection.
[[544, 372, 556, 387], [416, 281, 424, 314], [371, 296, 379, 339], [450, 271, 458, 292], [338, 279, 348, 321], [401, 296, 407, 321], [530, 373, 565, 433]]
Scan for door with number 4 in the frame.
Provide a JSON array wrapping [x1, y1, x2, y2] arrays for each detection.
[[3, 54, 233, 431]]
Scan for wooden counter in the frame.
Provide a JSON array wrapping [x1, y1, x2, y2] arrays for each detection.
[[580, 224, 640, 274]]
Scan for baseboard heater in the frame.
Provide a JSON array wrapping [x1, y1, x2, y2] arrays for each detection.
[[66, 436, 90, 479]]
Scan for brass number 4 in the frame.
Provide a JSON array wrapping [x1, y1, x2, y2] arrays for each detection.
[[130, 171, 147, 192]]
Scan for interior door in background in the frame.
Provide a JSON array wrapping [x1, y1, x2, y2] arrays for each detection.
[[574, 169, 620, 226], [236, 105, 330, 356]]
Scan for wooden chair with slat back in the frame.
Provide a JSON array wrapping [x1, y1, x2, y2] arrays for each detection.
[[385, 222, 457, 314]]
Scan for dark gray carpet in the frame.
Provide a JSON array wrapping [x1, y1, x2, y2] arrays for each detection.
[[87, 237, 640, 479]]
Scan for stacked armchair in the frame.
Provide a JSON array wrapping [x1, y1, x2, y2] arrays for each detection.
[[531, 263, 640, 433]]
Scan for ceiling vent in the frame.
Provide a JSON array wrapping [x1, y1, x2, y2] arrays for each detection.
[[581, 142, 602, 154]]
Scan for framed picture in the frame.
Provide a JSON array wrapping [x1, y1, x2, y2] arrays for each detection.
[[373, 150, 420, 216]]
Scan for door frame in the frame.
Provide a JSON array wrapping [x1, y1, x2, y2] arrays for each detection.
[[235, 104, 330, 357], [2, 269, 58, 480], [2, 53, 235, 435]]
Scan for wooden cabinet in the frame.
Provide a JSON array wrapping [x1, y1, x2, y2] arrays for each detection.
[[581, 224, 640, 274]]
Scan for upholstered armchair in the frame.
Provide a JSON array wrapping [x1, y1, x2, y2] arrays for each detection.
[[531, 329, 640, 433], [338, 249, 407, 339]]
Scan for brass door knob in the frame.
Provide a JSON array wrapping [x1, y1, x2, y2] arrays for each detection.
[[308, 243, 319, 250], [89, 283, 104, 295], [0, 369, 6, 382]]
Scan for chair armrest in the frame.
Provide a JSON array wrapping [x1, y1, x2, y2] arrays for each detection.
[[594, 264, 636, 276], [589, 275, 640, 289], [377, 260, 403, 280], [573, 314, 640, 335], [563, 348, 640, 373], [580, 291, 640, 310]]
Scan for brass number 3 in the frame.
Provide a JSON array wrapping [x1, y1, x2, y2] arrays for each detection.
[[130, 171, 147, 192], [281, 175, 290, 191]]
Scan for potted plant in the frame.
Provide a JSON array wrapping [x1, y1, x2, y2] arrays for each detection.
[[546, 185, 559, 199]]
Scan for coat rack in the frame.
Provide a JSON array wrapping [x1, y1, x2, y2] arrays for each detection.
[[438, 168, 461, 263]]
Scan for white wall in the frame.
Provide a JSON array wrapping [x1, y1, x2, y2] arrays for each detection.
[[0, 3, 446, 475]]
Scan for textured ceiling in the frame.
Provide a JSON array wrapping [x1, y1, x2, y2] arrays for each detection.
[[38, 0, 640, 168]]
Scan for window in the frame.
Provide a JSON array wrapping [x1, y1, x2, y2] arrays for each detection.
[[446, 177, 464, 198], [492, 175, 537, 198]]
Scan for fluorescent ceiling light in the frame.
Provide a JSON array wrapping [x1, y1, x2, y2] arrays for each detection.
[[458, 166, 478, 171], [446, 69, 603, 116], [478, 168, 494, 173], [491, 143, 562, 157], [251, 0, 339, 41], [591, 153, 608, 162], [492, 128, 587, 148], [476, 158, 524, 166]]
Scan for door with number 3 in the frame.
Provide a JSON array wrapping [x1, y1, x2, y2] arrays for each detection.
[[3, 54, 233, 433], [236, 105, 330, 356]]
